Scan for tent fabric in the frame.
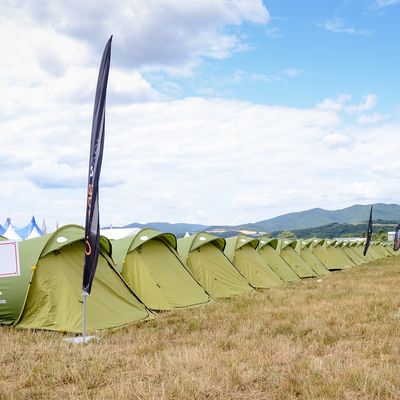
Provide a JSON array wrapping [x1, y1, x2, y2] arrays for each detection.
[[224, 235, 283, 289], [351, 241, 375, 262], [343, 242, 366, 265], [26, 226, 42, 240], [276, 240, 317, 278], [15, 216, 43, 240], [257, 238, 301, 282], [339, 243, 365, 265], [295, 240, 330, 276], [0, 225, 151, 332], [3, 224, 22, 241], [177, 233, 254, 298], [308, 239, 355, 270], [112, 229, 211, 311]]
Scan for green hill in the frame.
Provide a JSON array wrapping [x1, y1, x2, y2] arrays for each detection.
[[248, 203, 400, 232]]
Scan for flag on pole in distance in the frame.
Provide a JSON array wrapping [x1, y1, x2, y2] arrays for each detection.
[[394, 224, 400, 251], [363, 205, 373, 256], [83, 35, 112, 295]]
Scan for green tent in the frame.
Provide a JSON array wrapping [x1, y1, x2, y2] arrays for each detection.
[[370, 242, 390, 259], [276, 240, 317, 278], [295, 240, 330, 275], [177, 232, 254, 298], [112, 229, 211, 311], [351, 240, 376, 262], [0, 225, 151, 333], [224, 235, 283, 289], [383, 243, 398, 256], [308, 239, 354, 270], [257, 238, 301, 282], [339, 242, 365, 265]]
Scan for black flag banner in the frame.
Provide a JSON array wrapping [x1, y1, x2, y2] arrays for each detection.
[[394, 224, 400, 251], [82, 36, 112, 294], [363, 205, 373, 256]]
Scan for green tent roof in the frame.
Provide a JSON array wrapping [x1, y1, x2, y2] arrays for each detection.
[[0, 225, 152, 332], [257, 236, 301, 283], [177, 233, 254, 298], [177, 232, 225, 262], [112, 229, 211, 311], [224, 235, 283, 289]]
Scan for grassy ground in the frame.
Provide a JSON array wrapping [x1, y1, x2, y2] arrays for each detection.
[[1, 258, 400, 400]]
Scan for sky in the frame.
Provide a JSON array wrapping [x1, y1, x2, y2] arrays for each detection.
[[1, 0, 400, 229]]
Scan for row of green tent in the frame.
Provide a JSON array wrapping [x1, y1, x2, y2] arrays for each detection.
[[0, 226, 397, 333]]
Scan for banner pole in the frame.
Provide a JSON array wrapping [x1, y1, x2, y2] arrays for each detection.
[[82, 291, 87, 341]]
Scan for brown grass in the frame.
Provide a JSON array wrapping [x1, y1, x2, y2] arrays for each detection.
[[1, 258, 400, 399]]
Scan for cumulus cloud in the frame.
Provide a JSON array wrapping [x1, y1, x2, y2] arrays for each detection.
[[317, 94, 351, 112], [7, 0, 269, 72], [347, 94, 377, 113], [0, 94, 399, 226]]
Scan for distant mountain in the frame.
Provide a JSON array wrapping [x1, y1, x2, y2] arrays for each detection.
[[116, 203, 400, 237], [121, 222, 209, 237], [251, 203, 400, 232]]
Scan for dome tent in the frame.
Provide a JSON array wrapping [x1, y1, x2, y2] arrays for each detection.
[[257, 237, 301, 283], [338, 242, 365, 265], [112, 229, 211, 311], [0, 225, 151, 332], [177, 232, 254, 299], [276, 240, 317, 278], [294, 240, 330, 276], [224, 235, 283, 289], [307, 239, 354, 270]]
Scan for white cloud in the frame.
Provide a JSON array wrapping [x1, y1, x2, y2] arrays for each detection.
[[0, 95, 399, 227], [317, 94, 352, 112], [283, 69, 303, 78], [4, 0, 269, 73], [323, 133, 351, 148], [321, 19, 372, 36], [357, 112, 388, 124], [347, 94, 377, 113]]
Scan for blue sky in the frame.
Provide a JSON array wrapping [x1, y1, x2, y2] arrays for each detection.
[[146, 0, 400, 111], [0, 0, 399, 229]]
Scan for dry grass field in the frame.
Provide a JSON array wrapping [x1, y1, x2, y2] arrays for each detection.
[[1, 258, 400, 400]]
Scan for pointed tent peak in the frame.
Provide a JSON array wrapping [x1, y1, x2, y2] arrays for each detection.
[[184, 231, 190, 238], [257, 236, 278, 250], [26, 226, 41, 240], [16, 215, 44, 239], [3, 224, 22, 241]]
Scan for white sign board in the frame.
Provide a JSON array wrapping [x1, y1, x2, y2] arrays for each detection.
[[0, 241, 20, 278]]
